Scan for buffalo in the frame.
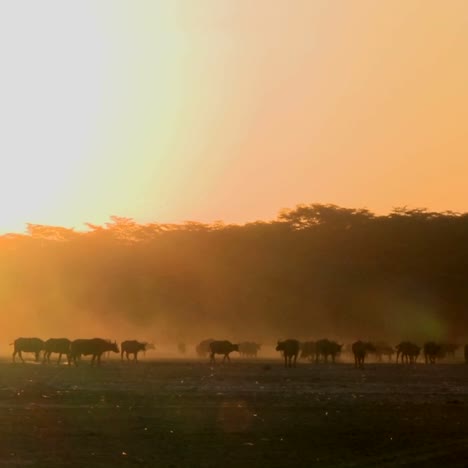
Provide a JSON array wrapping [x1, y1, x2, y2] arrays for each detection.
[[70, 338, 119, 366], [423, 342, 445, 364], [12, 337, 45, 363], [209, 340, 239, 364], [352, 341, 376, 368], [372, 342, 395, 362], [300, 341, 316, 361], [238, 342, 261, 358], [121, 340, 149, 362], [276, 339, 300, 368], [196, 339, 215, 358], [315, 339, 342, 363], [44, 338, 71, 365], [396, 341, 420, 364]]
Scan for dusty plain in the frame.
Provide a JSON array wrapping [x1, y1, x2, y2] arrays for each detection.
[[0, 355, 467, 467]]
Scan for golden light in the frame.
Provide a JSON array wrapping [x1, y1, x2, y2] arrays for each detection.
[[0, 1, 467, 232], [0, 2, 106, 232]]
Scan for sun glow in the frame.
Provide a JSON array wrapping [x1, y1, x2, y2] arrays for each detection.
[[0, 2, 107, 232], [1, 1, 468, 232], [0, 1, 190, 233]]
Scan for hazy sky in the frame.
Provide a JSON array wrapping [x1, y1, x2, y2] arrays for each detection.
[[1, 1, 467, 233]]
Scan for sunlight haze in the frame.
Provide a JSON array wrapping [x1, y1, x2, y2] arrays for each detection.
[[1, 0, 467, 233]]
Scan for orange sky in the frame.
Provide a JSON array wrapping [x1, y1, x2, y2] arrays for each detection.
[[1, 1, 467, 233]]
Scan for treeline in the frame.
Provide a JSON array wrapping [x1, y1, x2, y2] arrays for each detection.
[[1, 204, 467, 344]]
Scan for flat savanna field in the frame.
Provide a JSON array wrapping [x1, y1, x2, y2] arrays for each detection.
[[0, 356, 467, 467]]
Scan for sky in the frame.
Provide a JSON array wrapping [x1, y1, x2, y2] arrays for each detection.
[[0, 0, 467, 233]]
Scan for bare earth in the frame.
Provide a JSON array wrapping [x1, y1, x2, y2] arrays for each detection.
[[0, 358, 467, 467]]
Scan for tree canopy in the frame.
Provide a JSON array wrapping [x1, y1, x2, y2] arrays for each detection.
[[1, 204, 466, 344]]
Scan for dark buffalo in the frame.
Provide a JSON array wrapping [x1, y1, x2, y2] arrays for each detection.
[[300, 341, 316, 361], [396, 341, 420, 364], [423, 342, 445, 364], [238, 342, 261, 358], [196, 339, 215, 358], [352, 341, 376, 368], [209, 340, 239, 364], [70, 338, 119, 366], [276, 339, 300, 368], [12, 337, 45, 363], [372, 342, 395, 362], [315, 339, 342, 363], [121, 340, 148, 362], [44, 338, 71, 365]]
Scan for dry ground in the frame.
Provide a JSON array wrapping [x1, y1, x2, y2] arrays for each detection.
[[0, 356, 467, 467]]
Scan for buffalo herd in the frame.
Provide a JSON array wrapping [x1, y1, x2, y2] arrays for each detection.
[[293, 339, 466, 369], [11, 338, 146, 366], [8, 336, 468, 369], [196, 338, 467, 368]]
